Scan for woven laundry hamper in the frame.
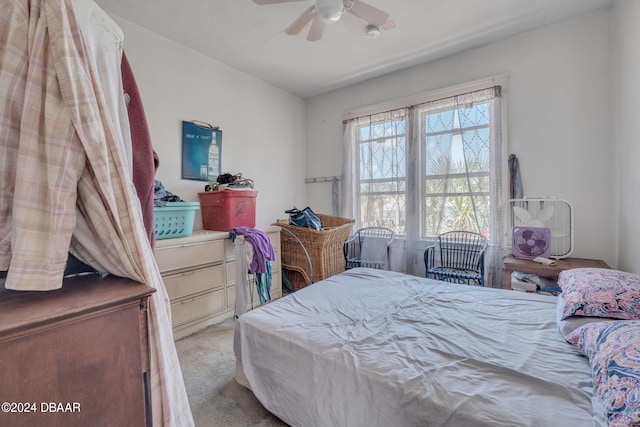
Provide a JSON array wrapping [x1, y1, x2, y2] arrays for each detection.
[[274, 214, 355, 291]]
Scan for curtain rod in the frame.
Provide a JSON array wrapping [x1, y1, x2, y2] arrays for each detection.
[[342, 72, 509, 121]]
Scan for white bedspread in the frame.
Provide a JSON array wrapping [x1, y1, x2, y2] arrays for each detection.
[[235, 268, 598, 427]]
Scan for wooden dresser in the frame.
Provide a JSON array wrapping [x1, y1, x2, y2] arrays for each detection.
[[0, 275, 155, 427], [154, 226, 281, 340]]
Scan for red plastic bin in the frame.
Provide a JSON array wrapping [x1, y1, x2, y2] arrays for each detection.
[[198, 189, 257, 231]]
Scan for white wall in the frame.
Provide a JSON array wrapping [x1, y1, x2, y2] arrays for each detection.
[[306, 9, 616, 268], [613, 0, 640, 274], [110, 15, 307, 229]]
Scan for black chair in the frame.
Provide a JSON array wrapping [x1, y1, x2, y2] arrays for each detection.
[[344, 227, 394, 270], [424, 231, 488, 286]]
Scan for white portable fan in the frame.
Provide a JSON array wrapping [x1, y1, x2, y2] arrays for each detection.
[[504, 197, 574, 259], [512, 227, 552, 260]]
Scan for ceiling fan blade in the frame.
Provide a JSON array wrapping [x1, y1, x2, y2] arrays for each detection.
[[347, 0, 389, 26], [285, 5, 315, 35], [254, 0, 307, 4], [340, 9, 364, 36], [307, 16, 325, 41]]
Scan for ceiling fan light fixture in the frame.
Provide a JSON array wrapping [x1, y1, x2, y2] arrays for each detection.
[[315, 0, 343, 23], [366, 24, 380, 38]]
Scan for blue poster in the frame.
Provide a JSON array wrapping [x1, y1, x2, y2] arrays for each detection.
[[181, 120, 222, 181]]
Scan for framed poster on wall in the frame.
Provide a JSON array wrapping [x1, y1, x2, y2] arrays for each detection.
[[181, 120, 223, 181]]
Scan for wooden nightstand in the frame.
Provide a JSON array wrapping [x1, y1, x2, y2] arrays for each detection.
[[503, 256, 609, 289]]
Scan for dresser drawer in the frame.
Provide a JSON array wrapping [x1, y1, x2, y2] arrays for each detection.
[[270, 269, 282, 300], [171, 289, 225, 327], [163, 265, 225, 300], [155, 239, 224, 273], [268, 230, 281, 254]]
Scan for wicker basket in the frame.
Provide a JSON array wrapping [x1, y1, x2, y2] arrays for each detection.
[[275, 214, 355, 291]]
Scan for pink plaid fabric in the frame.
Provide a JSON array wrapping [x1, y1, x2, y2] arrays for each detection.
[[0, 1, 193, 425]]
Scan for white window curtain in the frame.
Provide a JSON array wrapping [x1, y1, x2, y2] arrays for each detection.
[[341, 86, 504, 287]]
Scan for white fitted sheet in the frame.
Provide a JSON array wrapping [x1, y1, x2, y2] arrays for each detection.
[[235, 268, 599, 427]]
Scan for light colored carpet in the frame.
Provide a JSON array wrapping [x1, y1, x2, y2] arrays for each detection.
[[175, 320, 289, 427]]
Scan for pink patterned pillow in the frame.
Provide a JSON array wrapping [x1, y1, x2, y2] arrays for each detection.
[[566, 321, 640, 426], [558, 268, 640, 321]]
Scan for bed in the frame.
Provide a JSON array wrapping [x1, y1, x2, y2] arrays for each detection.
[[234, 267, 640, 426]]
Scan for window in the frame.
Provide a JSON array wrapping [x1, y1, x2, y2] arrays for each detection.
[[342, 80, 505, 279], [421, 101, 492, 238], [358, 114, 407, 233]]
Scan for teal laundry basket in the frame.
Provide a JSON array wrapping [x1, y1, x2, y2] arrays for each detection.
[[153, 202, 200, 239]]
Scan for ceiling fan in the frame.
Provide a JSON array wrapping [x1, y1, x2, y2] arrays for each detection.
[[253, 0, 390, 42]]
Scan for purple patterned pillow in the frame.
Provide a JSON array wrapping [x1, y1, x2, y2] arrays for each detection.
[[566, 321, 640, 426], [558, 268, 640, 321]]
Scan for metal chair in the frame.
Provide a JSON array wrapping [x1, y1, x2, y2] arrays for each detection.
[[344, 227, 394, 270], [424, 231, 488, 286]]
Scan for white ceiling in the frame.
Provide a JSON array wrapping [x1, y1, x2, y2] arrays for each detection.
[[96, 0, 612, 99]]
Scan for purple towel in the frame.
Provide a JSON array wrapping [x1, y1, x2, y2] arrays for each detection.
[[229, 227, 276, 274]]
